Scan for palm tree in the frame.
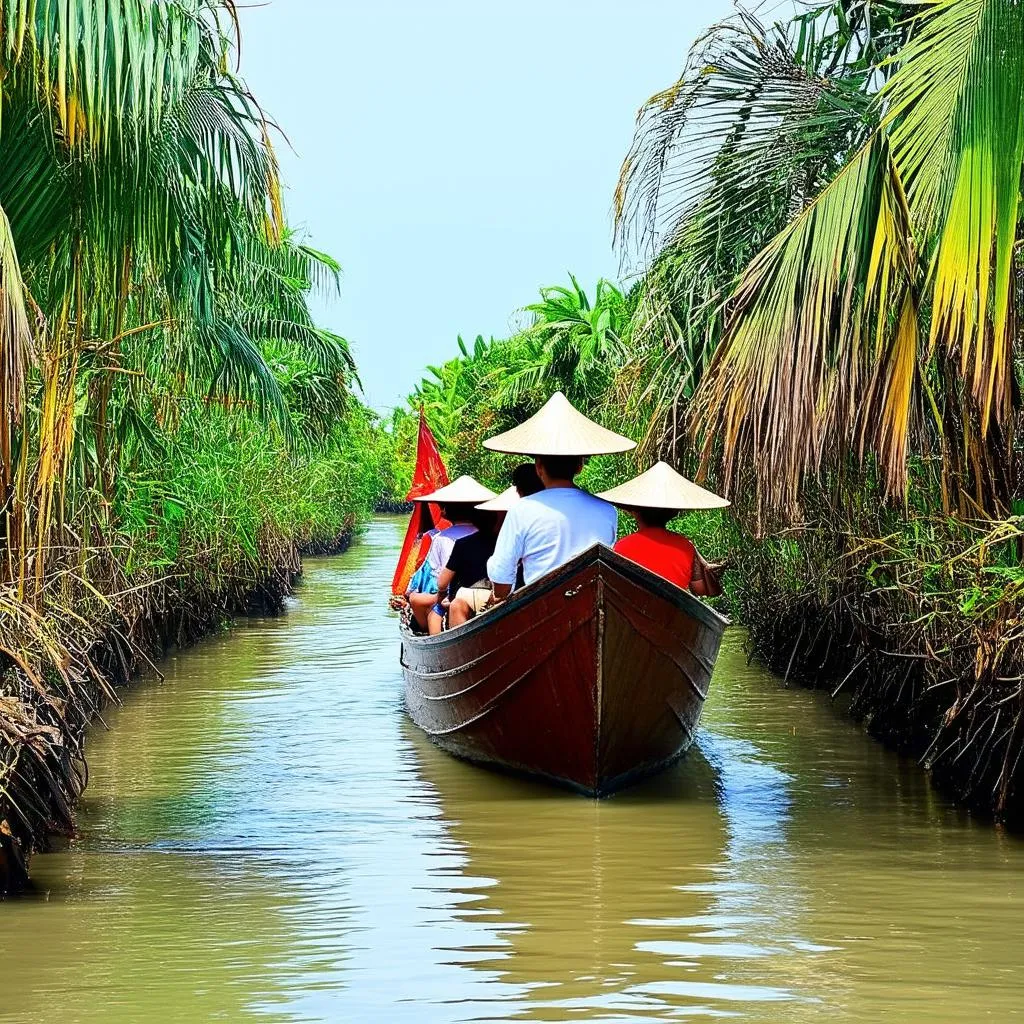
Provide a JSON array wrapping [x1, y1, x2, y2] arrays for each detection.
[[0, 1, 363, 885], [0, 1, 351, 593], [493, 276, 627, 407], [615, 1, 1023, 516], [613, 3, 902, 467]]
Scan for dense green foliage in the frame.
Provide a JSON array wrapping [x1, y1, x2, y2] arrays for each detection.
[[116, 400, 388, 579], [611, 0, 1024, 818], [395, 278, 730, 556]]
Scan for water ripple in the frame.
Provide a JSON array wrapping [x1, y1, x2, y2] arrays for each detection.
[[3, 518, 1024, 1023]]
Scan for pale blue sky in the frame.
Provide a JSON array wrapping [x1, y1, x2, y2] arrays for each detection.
[[242, 1, 734, 411]]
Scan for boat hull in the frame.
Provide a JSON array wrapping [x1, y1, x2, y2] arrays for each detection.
[[401, 544, 727, 795]]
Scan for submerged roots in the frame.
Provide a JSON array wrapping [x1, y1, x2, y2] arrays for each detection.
[[0, 520, 354, 894], [734, 514, 1024, 821]]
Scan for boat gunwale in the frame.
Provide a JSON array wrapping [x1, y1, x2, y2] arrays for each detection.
[[400, 542, 729, 653]]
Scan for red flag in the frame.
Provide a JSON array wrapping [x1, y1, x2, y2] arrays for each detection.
[[392, 411, 450, 596]]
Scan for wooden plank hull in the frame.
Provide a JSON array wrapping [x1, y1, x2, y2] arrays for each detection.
[[401, 544, 727, 796]]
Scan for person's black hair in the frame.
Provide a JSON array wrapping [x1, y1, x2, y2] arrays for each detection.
[[467, 506, 497, 530], [441, 501, 475, 522], [536, 454, 584, 481], [634, 506, 677, 528], [511, 463, 543, 497]]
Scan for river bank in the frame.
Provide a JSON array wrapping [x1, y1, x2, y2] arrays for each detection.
[[0, 1, 412, 894], [0, 518, 362, 895], [6, 517, 1023, 1023], [721, 506, 1024, 824], [1, 403, 394, 895]]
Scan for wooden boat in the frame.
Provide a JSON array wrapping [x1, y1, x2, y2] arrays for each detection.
[[401, 543, 728, 796]]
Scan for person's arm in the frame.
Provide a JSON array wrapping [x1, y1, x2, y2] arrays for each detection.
[[689, 555, 709, 597], [436, 566, 455, 605], [486, 510, 523, 602], [690, 551, 722, 598]]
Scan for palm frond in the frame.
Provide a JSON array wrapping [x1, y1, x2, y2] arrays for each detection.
[[0, 198, 32, 489], [614, 9, 875, 272], [883, 0, 1024, 429], [693, 137, 918, 510]]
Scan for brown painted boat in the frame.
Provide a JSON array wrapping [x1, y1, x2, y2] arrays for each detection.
[[401, 543, 728, 795]]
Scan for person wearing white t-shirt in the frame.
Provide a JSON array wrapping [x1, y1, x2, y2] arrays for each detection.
[[487, 454, 617, 600]]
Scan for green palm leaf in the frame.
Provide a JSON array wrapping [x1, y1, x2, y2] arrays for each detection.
[[693, 137, 918, 508], [882, 0, 1024, 429]]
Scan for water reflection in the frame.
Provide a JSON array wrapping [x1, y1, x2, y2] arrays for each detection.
[[1, 518, 1023, 1023], [406, 725, 814, 1019]]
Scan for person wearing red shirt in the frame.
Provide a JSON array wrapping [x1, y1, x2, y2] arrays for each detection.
[[598, 461, 730, 596], [613, 507, 708, 593]]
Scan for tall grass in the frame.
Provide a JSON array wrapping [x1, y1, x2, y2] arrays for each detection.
[[0, 385, 392, 890]]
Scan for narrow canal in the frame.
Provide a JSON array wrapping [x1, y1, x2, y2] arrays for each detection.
[[3, 517, 1023, 1022]]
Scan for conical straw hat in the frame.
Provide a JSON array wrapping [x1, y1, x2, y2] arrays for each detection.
[[483, 391, 636, 456], [414, 474, 497, 504], [476, 486, 520, 512], [597, 461, 730, 510]]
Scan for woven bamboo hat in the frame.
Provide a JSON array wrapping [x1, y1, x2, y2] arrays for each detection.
[[476, 486, 520, 512], [483, 391, 636, 456], [597, 461, 730, 511], [414, 474, 497, 504]]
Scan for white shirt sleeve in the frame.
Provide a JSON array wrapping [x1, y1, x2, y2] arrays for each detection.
[[426, 534, 450, 574], [487, 506, 525, 585]]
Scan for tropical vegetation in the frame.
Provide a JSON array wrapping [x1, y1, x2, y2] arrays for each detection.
[[6, 0, 1023, 890], [0, 1, 389, 891], [401, 0, 1024, 821]]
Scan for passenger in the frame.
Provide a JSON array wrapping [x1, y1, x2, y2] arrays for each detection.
[[445, 486, 519, 628], [389, 504, 443, 614], [407, 476, 496, 631], [482, 393, 636, 602], [443, 467, 542, 629], [408, 504, 473, 632], [615, 506, 707, 593], [432, 502, 503, 633], [486, 456, 617, 599], [510, 462, 543, 498], [597, 461, 730, 596]]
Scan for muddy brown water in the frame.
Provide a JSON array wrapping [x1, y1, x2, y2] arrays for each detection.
[[2, 516, 1023, 1022]]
